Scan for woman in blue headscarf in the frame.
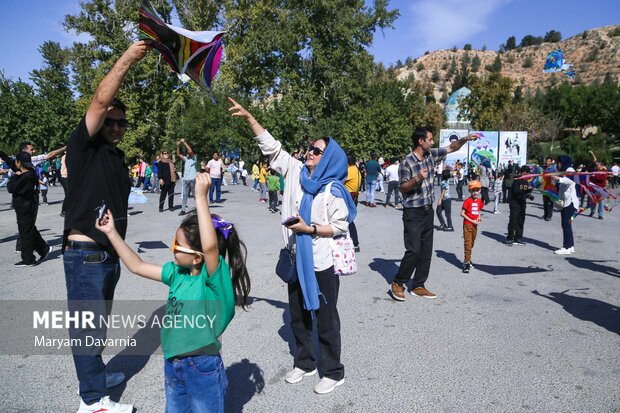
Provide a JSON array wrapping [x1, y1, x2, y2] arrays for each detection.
[[227, 97, 356, 395]]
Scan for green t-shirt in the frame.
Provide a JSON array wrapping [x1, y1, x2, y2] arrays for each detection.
[[266, 175, 279, 191], [160, 256, 235, 359]]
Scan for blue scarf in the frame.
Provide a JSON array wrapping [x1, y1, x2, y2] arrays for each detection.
[[296, 138, 357, 311]]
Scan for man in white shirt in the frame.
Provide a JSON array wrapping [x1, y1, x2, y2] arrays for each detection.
[[611, 162, 619, 189], [206, 152, 223, 203], [18, 141, 66, 167], [384, 158, 401, 208]]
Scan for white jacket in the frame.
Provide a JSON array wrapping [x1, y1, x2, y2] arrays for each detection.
[[255, 131, 349, 271], [557, 167, 579, 209]]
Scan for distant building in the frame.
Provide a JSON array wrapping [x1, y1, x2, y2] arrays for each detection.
[[444, 87, 471, 129]]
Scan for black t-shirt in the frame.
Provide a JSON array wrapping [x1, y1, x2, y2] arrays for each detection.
[[510, 177, 531, 205], [63, 117, 131, 251]]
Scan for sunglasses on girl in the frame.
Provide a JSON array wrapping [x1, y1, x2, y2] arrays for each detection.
[[171, 238, 204, 256], [308, 145, 324, 156], [103, 118, 129, 128]]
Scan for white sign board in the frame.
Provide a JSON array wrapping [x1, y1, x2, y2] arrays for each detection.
[[498, 131, 528, 167], [439, 129, 469, 167]]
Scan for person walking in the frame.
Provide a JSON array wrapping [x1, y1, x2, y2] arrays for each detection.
[[158, 150, 177, 212], [478, 159, 492, 205], [364, 154, 381, 207], [177, 138, 197, 216], [542, 157, 557, 221], [228, 97, 356, 395], [384, 158, 401, 208], [435, 170, 454, 231], [390, 127, 476, 301], [251, 159, 260, 190], [206, 152, 223, 203], [63, 40, 148, 413], [151, 154, 160, 193]]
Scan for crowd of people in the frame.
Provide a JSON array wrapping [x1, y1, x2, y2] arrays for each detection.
[[0, 41, 618, 413]]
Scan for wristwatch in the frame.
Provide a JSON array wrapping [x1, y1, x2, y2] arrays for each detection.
[[311, 225, 318, 235]]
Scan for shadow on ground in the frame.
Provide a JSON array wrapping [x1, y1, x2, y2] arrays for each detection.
[[435, 249, 553, 275], [565, 257, 620, 278], [532, 289, 619, 335], [368, 257, 400, 285]]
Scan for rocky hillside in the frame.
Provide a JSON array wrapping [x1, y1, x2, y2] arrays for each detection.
[[396, 25, 620, 103]]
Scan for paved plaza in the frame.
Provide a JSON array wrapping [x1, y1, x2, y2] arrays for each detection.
[[0, 181, 618, 412]]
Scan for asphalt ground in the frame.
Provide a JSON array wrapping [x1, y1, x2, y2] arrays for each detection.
[[0, 179, 618, 412]]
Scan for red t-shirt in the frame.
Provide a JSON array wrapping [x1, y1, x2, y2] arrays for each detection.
[[462, 197, 484, 227]]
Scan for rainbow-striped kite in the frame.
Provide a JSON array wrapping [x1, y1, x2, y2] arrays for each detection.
[[139, 0, 224, 99]]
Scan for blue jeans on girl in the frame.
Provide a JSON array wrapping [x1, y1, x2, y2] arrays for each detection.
[[164, 354, 228, 413]]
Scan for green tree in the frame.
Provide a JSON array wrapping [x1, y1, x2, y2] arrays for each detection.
[[505, 36, 517, 50], [520, 35, 543, 47], [29, 41, 77, 150], [522, 56, 533, 68], [485, 55, 502, 73], [460, 72, 513, 129], [544, 30, 562, 43], [463, 43, 472, 51], [471, 54, 481, 72]]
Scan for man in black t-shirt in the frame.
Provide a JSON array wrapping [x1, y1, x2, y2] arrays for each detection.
[[63, 41, 148, 413]]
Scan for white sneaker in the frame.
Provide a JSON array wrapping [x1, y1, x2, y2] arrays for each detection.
[[76, 373, 126, 395], [554, 247, 572, 255], [77, 396, 133, 413], [493, 210, 501, 215], [569, 246, 575, 254], [313, 377, 345, 394], [284, 367, 317, 384]]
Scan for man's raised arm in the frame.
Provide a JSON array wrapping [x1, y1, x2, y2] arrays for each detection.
[[445, 134, 478, 154], [85, 41, 149, 137]]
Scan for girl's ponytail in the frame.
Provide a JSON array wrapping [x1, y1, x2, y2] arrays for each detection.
[[216, 225, 251, 309]]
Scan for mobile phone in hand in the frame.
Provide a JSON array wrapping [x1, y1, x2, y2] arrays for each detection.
[[282, 216, 300, 226]]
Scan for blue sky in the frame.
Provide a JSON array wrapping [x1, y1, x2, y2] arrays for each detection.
[[1, 0, 618, 83]]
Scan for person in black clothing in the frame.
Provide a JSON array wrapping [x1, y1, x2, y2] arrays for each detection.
[[157, 149, 177, 211], [7, 152, 51, 267], [505, 165, 534, 246], [503, 160, 516, 203]]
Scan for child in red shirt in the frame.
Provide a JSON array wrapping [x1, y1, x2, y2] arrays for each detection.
[[460, 180, 484, 273]]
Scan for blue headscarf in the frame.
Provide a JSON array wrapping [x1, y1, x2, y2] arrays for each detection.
[[296, 137, 357, 311]]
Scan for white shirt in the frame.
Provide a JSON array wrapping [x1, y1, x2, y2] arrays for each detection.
[[206, 159, 222, 178], [385, 164, 400, 182], [256, 130, 350, 271], [612, 165, 619, 177], [557, 167, 579, 209]]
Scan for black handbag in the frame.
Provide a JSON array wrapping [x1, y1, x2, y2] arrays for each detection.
[[275, 248, 297, 283]]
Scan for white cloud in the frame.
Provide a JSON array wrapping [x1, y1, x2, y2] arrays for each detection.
[[408, 0, 511, 50]]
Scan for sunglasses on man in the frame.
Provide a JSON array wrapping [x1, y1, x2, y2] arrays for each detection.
[[308, 145, 324, 156], [171, 238, 204, 256], [103, 118, 129, 128]]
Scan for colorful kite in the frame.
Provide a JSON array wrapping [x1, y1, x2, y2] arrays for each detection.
[[543, 50, 575, 79], [139, 0, 224, 100], [524, 166, 560, 202]]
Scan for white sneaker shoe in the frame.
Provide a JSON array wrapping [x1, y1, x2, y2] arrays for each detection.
[[77, 396, 133, 413], [284, 367, 317, 384], [554, 247, 573, 255], [493, 210, 501, 215], [76, 373, 126, 395], [569, 246, 575, 254], [313, 377, 345, 394]]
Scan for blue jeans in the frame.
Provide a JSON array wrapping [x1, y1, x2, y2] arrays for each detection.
[[165, 354, 228, 413], [64, 246, 120, 404], [252, 178, 259, 190], [365, 181, 377, 204], [209, 177, 222, 203]]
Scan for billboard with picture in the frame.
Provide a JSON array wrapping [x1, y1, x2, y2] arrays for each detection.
[[468, 131, 499, 169], [439, 129, 469, 167], [499, 131, 528, 167]]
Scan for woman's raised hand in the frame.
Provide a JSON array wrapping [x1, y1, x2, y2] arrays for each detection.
[[227, 97, 253, 121]]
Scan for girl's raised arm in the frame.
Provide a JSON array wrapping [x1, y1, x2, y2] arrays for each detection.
[[96, 210, 163, 281], [194, 173, 220, 276]]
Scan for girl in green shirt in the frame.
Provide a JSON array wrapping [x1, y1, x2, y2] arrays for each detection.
[[96, 173, 250, 412]]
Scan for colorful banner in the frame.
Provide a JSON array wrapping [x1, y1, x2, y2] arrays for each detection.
[[468, 131, 498, 168], [439, 129, 469, 167], [499, 131, 528, 167]]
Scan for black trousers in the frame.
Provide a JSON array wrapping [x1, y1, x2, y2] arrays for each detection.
[[268, 190, 278, 210], [348, 197, 359, 247], [288, 267, 343, 380], [159, 182, 175, 210], [456, 180, 464, 200], [16, 210, 47, 264], [543, 195, 554, 220], [394, 206, 434, 288], [507, 201, 526, 241], [436, 199, 453, 228], [481, 187, 490, 205]]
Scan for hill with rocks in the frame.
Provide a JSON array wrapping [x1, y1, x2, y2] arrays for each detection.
[[395, 25, 620, 103]]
